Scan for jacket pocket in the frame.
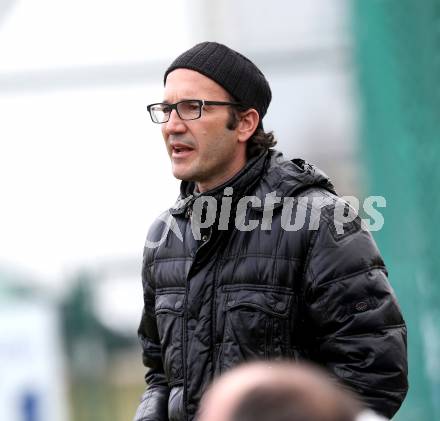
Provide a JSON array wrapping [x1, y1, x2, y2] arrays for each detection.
[[221, 285, 293, 368], [155, 289, 185, 385]]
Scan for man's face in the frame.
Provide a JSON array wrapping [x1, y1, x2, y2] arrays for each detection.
[[161, 69, 246, 192]]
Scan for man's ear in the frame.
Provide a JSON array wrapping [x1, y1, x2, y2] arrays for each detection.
[[237, 109, 260, 143]]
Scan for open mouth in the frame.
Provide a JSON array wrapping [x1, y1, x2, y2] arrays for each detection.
[[173, 146, 191, 153], [172, 145, 194, 157]]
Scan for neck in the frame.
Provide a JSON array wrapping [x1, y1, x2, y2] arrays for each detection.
[[196, 158, 247, 193]]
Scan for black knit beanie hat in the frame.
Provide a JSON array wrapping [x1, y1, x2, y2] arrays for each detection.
[[164, 42, 272, 124]]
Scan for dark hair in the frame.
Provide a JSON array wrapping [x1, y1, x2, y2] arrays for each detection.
[[226, 106, 277, 158], [231, 384, 360, 421]]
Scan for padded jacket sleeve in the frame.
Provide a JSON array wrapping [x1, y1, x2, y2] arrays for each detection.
[[133, 251, 170, 421], [303, 207, 408, 419]]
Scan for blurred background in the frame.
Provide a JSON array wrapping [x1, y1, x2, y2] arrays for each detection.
[[0, 0, 438, 420]]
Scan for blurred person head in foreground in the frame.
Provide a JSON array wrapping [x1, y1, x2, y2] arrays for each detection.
[[134, 41, 408, 421], [198, 361, 388, 421]]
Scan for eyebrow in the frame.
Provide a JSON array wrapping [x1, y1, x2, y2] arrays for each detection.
[[161, 98, 199, 104]]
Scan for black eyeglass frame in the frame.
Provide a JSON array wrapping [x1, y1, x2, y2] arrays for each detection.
[[147, 99, 243, 123]]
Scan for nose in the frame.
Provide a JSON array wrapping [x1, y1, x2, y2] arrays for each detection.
[[163, 109, 187, 136]]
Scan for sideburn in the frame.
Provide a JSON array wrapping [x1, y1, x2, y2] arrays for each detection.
[[226, 108, 240, 130]]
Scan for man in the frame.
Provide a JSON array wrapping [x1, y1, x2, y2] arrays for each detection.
[[134, 42, 408, 421], [197, 361, 387, 421]]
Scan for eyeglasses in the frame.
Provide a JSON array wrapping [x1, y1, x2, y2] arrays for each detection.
[[147, 99, 242, 124]]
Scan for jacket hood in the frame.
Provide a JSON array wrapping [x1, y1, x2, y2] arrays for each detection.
[[262, 151, 336, 196]]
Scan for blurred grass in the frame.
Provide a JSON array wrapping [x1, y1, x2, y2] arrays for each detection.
[[69, 378, 145, 421]]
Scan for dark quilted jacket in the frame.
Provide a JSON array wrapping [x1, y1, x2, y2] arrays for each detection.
[[134, 150, 408, 421]]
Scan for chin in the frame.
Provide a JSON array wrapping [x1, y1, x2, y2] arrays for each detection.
[[172, 169, 194, 182]]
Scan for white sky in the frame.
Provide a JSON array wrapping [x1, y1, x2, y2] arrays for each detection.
[[1, 84, 179, 279], [0, 0, 190, 71], [0, 1, 190, 288]]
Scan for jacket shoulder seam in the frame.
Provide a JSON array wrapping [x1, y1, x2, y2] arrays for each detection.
[[315, 265, 387, 289], [342, 375, 408, 393], [317, 323, 407, 341]]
